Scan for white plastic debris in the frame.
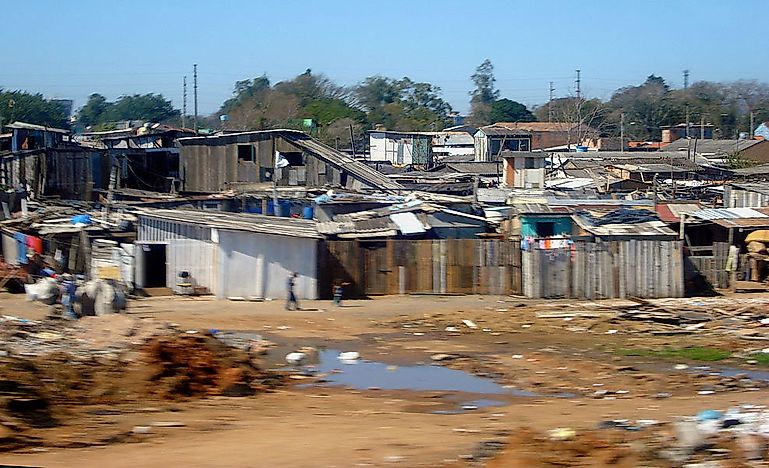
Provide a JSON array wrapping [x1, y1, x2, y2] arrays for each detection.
[[462, 319, 478, 329], [285, 352, 307, 365], [338, 351, 360, 361]]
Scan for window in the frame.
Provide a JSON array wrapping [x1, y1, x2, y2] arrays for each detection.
[[524, 158, 538, 169], [537, 222, 555, 237], [237, 145, 254, 162], [282, 152, 304, 166]]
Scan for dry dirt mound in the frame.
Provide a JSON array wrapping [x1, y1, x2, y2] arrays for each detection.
[[0, 315, 284, 451]]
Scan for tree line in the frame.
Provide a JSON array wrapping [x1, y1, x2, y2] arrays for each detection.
[[2, 60, 769, 145]]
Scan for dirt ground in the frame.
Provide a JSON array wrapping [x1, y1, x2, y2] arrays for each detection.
[[1, 292, 768, 467]]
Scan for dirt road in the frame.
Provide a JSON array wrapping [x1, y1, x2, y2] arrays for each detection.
[[1, 292, 768, 466]]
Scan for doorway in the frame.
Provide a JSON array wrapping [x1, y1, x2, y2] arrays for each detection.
[[140, 243, 167, 288]]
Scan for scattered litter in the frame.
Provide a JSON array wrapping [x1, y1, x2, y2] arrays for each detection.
[[548, 427, 576, 441], [285, 352, 307, 365], [338, 351, 360, 362], [462, 320, 478, 329]]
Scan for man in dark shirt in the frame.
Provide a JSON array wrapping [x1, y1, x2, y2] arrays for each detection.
[[286, 272, 299, 311]]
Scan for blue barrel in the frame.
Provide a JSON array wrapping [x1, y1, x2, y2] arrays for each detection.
[[303, 206, 314, 220]]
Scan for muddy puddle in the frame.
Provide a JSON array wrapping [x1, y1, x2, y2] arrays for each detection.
[[308, 349, 536, 396], [216, 331, 541, 412]]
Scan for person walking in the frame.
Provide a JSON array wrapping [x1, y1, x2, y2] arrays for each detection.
[[332, 280, 350, 307], [286, 272, 299, 311]]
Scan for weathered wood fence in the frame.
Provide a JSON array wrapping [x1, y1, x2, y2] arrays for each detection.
[[686, 242, 730, 290], [317, 239, 522, 298], [522, 240, 685, 299]]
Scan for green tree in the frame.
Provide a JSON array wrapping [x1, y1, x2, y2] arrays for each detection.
[[106, 94, 179, 123], [605, 75, 678, 140], [77, 93, 110, 127], [468, 59, 499, 126], [0, 89, 69, 128], [220, 75, 271, 115], [353, 76, 451, 131], [490, 98, 535, 123]]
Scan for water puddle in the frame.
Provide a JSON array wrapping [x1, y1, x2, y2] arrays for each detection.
[[304, 349, 537, 396], [692, 366, 769, 382]]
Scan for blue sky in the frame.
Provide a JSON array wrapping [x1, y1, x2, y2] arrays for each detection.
[[1, 0, 765, 115]]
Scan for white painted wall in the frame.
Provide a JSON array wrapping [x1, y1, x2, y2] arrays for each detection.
[[217, 230, 318, 300], [167, 239, 217, 295], [368, 132, 415, 165]]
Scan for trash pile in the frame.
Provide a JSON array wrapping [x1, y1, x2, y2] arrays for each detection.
[[0, 314, 284, 451], [490, 405, 769, 466]]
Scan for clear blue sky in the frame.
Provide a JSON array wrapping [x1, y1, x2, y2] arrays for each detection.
[[1, 0, 765, 115]]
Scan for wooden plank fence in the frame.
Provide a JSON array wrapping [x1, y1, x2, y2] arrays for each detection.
[[522, 240, 685, 299], [686, 242, 730, 290], [317, 239, 522, 298]]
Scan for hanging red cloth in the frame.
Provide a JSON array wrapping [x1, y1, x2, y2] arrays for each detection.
[[25, 235, 43, 254]]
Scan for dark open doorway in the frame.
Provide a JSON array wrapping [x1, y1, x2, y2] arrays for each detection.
[[141, 244, 167, 288]]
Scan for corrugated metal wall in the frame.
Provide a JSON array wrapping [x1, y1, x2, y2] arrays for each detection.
[[522, 240, 685, 299], [726, 189, 769, 208], [137, 216, 212, 242], [218, 230, 318, 300]]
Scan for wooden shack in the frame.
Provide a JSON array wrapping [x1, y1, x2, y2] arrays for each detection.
[[177, 129, 402, 193]]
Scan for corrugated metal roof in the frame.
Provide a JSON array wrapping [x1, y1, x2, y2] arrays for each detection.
[[690, 207, 768, 220], [663, 138, 764, 154], [545, 178, 596, 190], [476, 126, 532, 136], [6, 122, 69, 134], [283, 133, 403, 191], [389, 212, 427, 234], [136, 209, 321, 238], [712, 218, 769, 228], [443, 162, 501, 175], [574, 217, 676, 237]]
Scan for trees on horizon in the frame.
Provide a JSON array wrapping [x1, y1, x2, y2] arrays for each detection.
[[3, 63, 769, 142]]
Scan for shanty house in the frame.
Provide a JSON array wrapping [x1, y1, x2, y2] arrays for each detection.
[[135, 209, 321, 300], [2, 122, 69, 152], [501, 150, 546, 189], [368, 131, 434, 167], [178, 130, 402, 193], [486, 122, 598, 151], [724, 183, 769, 208], [473, 126, 531, 162], [1, 122, 107, 200]]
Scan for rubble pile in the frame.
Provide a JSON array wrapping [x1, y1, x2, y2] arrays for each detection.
[[489, 405, 769, 466], [0, 314, 284, 450]]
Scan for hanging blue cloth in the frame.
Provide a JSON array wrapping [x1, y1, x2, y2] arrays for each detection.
[[13, 232, 27, 264]]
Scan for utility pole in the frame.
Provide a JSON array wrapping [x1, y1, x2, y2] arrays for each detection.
[[620, 112, 625, 152], [575, 69, 581, 100], [548, 81, 554, 123], [182, 76, 188, 129], [193, 64, 198, 133], [750, 111, 755, 138], [700, 115, 705, 140], [683, 70, 690, 138], [348, 123, 357, 158]]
